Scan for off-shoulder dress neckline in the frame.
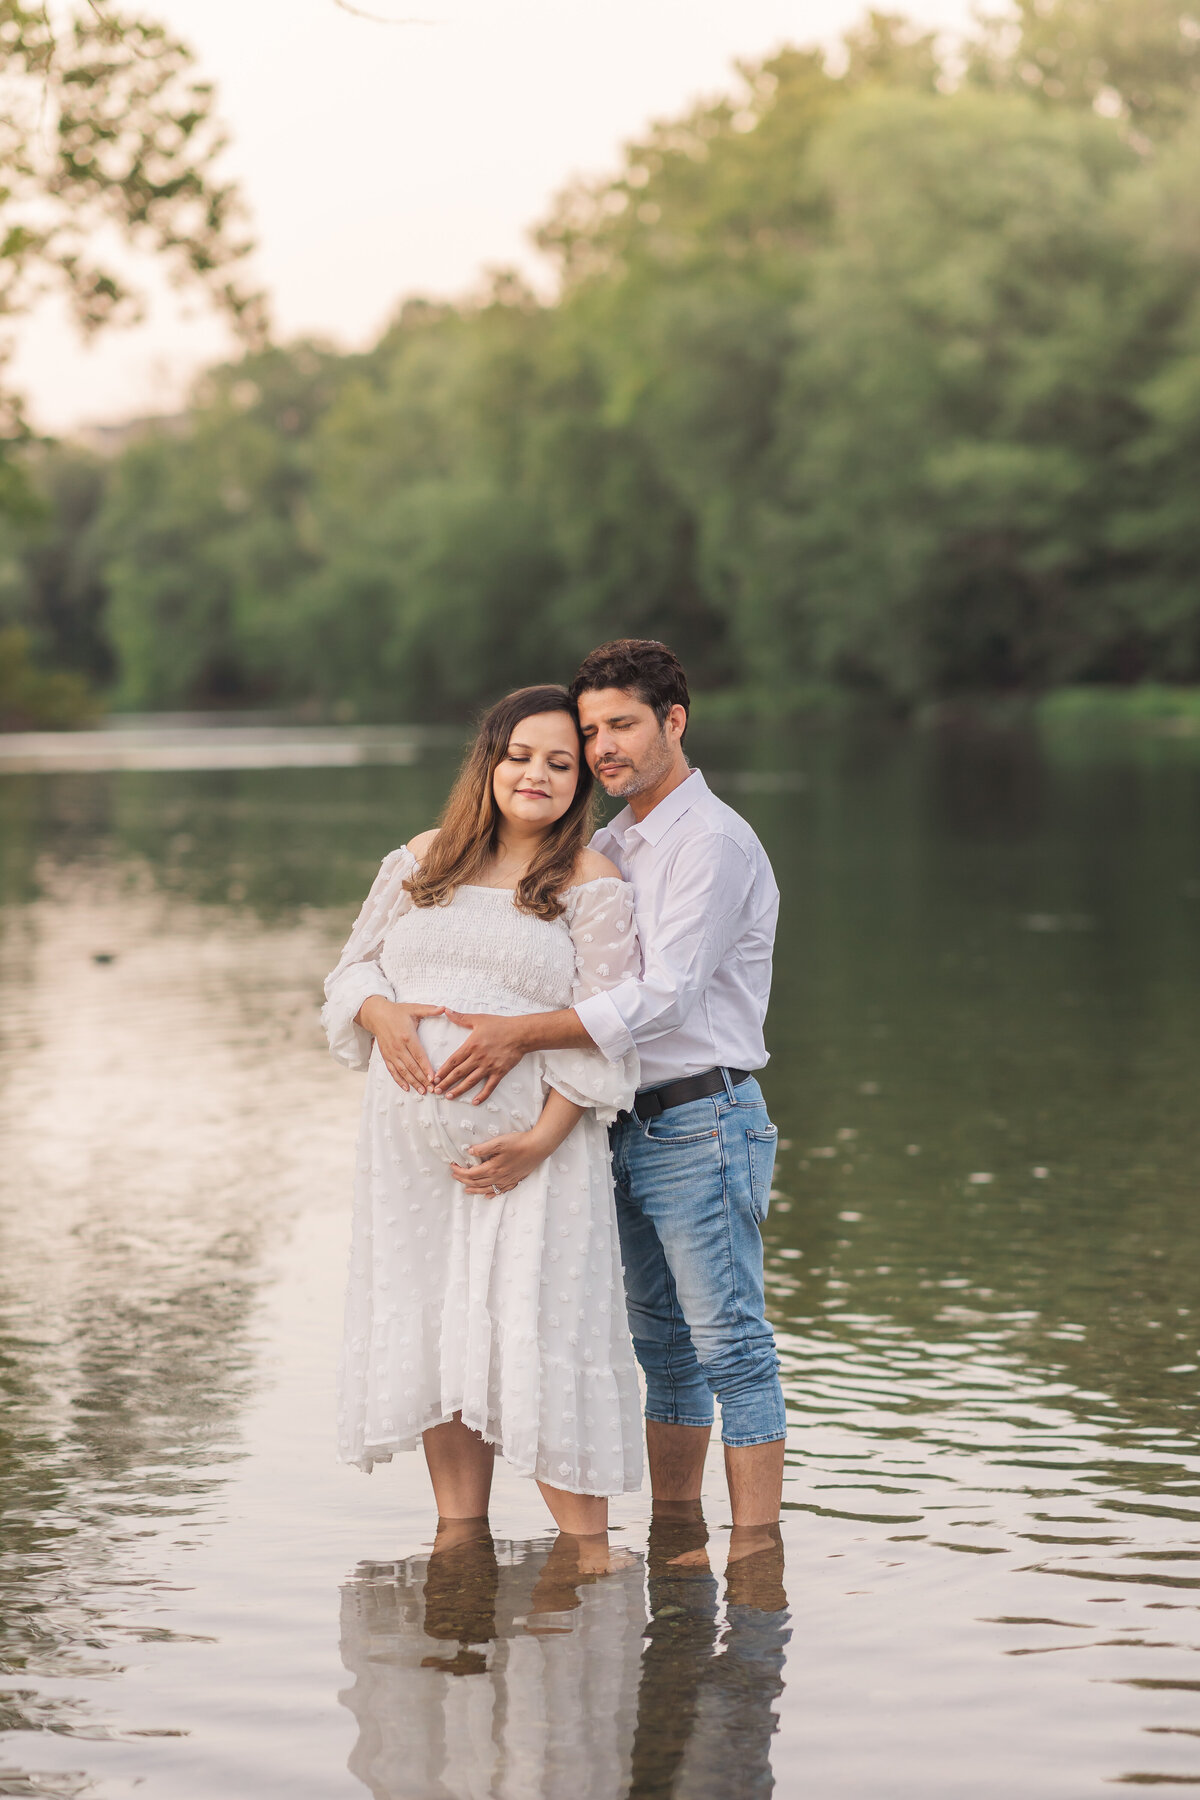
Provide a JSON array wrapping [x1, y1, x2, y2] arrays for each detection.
[[457, 877, 627, 895], [400, 845, 626, 897]]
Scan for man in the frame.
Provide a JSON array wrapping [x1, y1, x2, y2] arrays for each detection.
[[432, 639, 787, 1531]]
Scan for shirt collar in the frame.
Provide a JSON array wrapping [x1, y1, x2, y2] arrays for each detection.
[[620, 768, 709, 847]]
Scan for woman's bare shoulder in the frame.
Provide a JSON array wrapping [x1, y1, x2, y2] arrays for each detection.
[[573, 847, 622, 884], [407, 828, 439, 859]]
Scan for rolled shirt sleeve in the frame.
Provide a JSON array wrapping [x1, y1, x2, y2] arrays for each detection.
[[574, 832, 752, 1064]]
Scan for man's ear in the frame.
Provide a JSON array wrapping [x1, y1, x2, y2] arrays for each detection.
[[666, 703, 688, 743]]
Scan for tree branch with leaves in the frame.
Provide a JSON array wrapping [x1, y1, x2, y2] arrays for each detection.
[[0, 1, 267, 423]]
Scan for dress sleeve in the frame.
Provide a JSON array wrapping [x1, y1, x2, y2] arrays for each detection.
[[542, 879, 641, 1125], [321, 846, 416, 1070]]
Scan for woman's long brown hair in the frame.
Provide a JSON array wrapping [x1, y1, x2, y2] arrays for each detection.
[[404, 686, 595, 921]]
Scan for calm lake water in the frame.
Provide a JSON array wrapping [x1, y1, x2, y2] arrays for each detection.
[[2, 717, 1200, 1798]]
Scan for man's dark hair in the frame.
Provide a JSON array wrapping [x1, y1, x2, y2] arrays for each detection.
[[568, 639, 690, 726]]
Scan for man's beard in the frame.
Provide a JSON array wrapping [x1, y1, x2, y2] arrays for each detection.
[[596, 731, 676, 798], [599, 766, 652, 798]]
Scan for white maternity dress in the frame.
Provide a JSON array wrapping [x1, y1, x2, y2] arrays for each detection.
[[322, 847, 644, 1497]]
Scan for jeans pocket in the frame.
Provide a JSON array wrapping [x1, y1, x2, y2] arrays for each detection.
[[643, 1123, 721, 1147], [746, 1126, 779, 1223], [642, 1096, 720, 1145]]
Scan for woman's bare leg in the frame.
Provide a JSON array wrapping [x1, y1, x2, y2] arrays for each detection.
[[423, 1414, 496, 1519], [536, 1480, 608, 1538]]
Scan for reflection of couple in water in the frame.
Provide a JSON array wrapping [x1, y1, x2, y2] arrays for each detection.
[[324, 638, 788, 1788], [339, 1518, 789, 1800]]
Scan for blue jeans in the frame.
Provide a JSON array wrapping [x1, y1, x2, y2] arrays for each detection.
[[610, 1074, 787, 1448]]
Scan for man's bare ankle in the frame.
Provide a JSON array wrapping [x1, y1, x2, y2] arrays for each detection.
[[651, 1497, 706, 1522], [727, 1521, 781, 1561]]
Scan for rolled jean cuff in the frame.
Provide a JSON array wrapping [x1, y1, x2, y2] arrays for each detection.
[[716, 1377, 787, 1446], [644, 1408, 716, 1429]]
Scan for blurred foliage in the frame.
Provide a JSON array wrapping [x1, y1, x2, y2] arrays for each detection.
[[0, 625, 97, 727], [7, 2, 1200, 722], [967, 0, 1200, 138], [0, 0, 265, 350], [0, 0, 264, 719], [101, 345, 345, 706], [1039, 682, 1200, 724], [0, 445, 112, 680]]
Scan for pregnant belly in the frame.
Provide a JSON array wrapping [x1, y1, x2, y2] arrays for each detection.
[[385, 1013, 544, 1167]]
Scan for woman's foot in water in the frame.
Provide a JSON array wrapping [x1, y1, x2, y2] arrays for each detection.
[[431, 1513, 492, 1555], [525, 1531, 636, 1631], [420, 1519, 499, 1673]]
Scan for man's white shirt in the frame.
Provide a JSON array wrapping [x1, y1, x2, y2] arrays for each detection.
[[573, 769, 779, 1090]]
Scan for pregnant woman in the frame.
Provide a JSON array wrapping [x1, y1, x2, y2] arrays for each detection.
[[322, 686, 643, 1537]]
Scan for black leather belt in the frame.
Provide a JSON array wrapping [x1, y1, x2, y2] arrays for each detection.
[[633, 1068, 752, 1121]]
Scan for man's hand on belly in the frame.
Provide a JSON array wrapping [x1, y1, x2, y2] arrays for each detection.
[[434, 1012, 527, 1102]]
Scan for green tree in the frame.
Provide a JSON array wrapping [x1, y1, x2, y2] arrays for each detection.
[[0, 625, 95, 726], [0, 1, 265, 387], [0, 446, 113, 680], [969, 0, 1200, 139], [296, 281, 734, 717], [0, 0, 264, 721], [532, 49, 842, 697], [1103, 114, 1200, 677], [738, 89, 1145, 700], [291, 293, 566, 717], [101, 345, 345, 707], [85, 1, 1200, 718]]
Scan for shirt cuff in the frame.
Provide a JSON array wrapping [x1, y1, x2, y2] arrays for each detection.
[[574, 989, 635, 1063]]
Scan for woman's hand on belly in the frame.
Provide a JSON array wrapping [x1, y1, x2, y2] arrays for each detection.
[[357, 996, 444, 1092], [448, 1089, 586, 1196], [449, 1129, 555, 1197]]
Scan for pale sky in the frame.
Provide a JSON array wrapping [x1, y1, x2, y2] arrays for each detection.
[[12, 0, 974, 433]]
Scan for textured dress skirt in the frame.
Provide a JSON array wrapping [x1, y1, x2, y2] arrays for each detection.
[[322, 847, 644, 1498]]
